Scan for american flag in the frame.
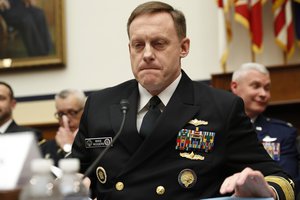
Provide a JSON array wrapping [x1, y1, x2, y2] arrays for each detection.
[[272, 0, 295, 59], [217, 0, 233, 72]]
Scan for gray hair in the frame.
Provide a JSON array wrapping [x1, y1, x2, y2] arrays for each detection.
[[55, 89, 86, 107], [232, 62, 269, 82]]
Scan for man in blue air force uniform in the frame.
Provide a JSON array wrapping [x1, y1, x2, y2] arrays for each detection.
[[231, 62, 299, 195], [255, 115, 298, 175]]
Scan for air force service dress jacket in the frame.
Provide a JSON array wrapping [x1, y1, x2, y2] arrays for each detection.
[[72, 70, 294, 200], [254, 115, 299, 193]]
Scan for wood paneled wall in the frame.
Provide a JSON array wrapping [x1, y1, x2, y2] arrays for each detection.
[[211, 64, 300, 133], [30, 122, 59, 140]]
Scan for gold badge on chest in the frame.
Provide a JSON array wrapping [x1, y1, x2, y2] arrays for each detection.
[[189, 118, 208, 126], [180, 151, 205, 160], [96, 166, 107, 184], [178, 169, 197, 188]]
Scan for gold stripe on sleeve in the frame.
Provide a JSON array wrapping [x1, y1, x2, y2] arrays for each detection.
[[265, 176, 295, 200]]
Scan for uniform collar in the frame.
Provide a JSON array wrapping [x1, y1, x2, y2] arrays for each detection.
[[250, 116, 258, 123]]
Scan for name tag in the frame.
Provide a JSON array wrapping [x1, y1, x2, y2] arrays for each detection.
[[85, 137, 112, 148]]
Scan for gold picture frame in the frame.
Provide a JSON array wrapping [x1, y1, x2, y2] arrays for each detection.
[[0, 0, 65, 71]]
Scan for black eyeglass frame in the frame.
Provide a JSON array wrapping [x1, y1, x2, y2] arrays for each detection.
[[54, 107, 84, 119]]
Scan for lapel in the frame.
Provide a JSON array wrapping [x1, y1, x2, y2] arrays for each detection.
[[5, 120, 18, 133], [109, 83, 143, 154], [120, 71, 200, 175], [254, 115, 268, 139]]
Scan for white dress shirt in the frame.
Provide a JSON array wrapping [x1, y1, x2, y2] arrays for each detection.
[[0, 119, 13, 134], [136, 73, 182, 132]]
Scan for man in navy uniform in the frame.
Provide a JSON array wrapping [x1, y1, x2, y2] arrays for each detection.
[[231, 62, 299, 194], [72, 2, 295, 199]]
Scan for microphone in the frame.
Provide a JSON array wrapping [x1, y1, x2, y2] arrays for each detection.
[[82, 99, 129, 180], [120, 99, 130, 114]]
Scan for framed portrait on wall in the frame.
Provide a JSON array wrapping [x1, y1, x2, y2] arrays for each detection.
[[0, 0, 65, 70]]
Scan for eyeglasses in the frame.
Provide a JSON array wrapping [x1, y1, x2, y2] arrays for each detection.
[[54, 107, 83, 119]]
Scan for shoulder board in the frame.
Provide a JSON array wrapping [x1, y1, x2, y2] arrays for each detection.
[[266, 117, 294, 127]]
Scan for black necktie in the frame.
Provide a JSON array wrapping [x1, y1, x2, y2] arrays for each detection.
[[140, 96, 161, 138]]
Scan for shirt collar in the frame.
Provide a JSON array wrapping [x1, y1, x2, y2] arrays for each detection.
[[0, 119, 13, 133], [251, 116, 258, 123], [138, 73, 182, 112]]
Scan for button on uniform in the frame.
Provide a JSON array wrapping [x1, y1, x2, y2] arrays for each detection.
[[156, 186, 165, 195], [115, 182, 124, 191]]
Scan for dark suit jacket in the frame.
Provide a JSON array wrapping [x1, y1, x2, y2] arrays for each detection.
[[5, 120, 43, 143], [72, 71, 294, 200]]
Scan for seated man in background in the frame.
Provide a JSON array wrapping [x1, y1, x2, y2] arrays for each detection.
[[0, 81, 44, 144], [231, 62, 299, 192], [41, 89, 86, 166]]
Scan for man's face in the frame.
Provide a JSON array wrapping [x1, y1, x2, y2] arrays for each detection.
[[128, 12, 189, 95], [55, 94, 83, 132], [0, 84, 15, 125], [231, 70, 271, 118]]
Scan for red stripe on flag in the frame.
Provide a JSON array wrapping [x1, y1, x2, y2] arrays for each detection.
[[251, 0, 263, 53], [235, 0, 250, 29], [217, 0, 224, 7], [272, 0, 295, 58], [273, 4, 286, 37]]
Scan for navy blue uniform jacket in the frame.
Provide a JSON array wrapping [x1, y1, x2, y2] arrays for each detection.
[[254, 115, 299, 193], [72, 71, 294, 200]]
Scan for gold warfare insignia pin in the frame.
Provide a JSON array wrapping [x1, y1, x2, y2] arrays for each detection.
[[96, 166, 107, 184], [178, 169, 197, 188], [189, 119, 208, 126], [180, 151, 205, 160]]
